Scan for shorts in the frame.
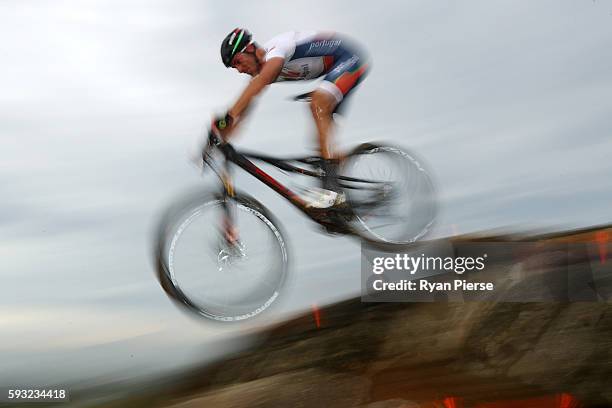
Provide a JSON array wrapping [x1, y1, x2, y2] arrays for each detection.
[[317, 41, 370, 113]]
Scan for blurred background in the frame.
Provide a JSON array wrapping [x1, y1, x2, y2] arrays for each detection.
[[1, 0, 612, 393]]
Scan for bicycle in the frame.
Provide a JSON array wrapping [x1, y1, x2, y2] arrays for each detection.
[[154, 128, 437, 322]]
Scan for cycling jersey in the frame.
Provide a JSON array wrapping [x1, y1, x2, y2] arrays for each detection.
[[263, 31, 369, 105]]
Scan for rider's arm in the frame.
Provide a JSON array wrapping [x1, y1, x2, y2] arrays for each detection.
[[228, 57, 284, 122]]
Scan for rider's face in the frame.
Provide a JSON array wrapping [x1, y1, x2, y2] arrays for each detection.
[[231, 53, 259, 76]]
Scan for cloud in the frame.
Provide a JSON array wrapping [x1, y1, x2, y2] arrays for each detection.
[[1, 0, 612, 384]]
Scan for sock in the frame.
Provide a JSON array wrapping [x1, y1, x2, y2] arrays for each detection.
[[321, 159, 341, 193]]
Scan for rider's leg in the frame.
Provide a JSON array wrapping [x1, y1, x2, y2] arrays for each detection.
[[310, 89, 344, 196], [310, 89, 338, 160], [312, 53, 369, 194]]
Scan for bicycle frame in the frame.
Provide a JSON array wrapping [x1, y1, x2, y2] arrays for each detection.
[[213, 139, 320, 213], [204, 132, 388, 234]]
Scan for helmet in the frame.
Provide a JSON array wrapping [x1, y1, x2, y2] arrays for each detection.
[[221, 28, 253, 67]]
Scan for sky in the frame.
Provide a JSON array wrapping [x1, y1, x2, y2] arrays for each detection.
[[1, 0, 612, 388]]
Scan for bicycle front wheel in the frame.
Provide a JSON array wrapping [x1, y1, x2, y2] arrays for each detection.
[[155, 190, 289, 322], [339, 143, 437, 247]]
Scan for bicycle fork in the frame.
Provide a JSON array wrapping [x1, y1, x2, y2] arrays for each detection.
[[220, 161, 238, 245]]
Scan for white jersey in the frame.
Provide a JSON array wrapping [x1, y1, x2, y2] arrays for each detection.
[[263, 31, 345, 82]]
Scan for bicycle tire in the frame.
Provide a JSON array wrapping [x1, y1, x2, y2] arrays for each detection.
[[154, 189, 289, 322], [339, 142, 437, 248]]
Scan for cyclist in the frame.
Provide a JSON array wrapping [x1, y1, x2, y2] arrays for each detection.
[[213, 28, 370, 206]]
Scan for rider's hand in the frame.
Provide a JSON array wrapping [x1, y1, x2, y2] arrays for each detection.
[[211, 113, 235, 141]]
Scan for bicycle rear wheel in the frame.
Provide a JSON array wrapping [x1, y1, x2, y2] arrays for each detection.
[[339, 143, 437, 246], [155, 190, 289, 322]]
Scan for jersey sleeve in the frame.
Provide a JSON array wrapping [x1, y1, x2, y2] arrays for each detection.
[[263, 35, 296, 62]]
